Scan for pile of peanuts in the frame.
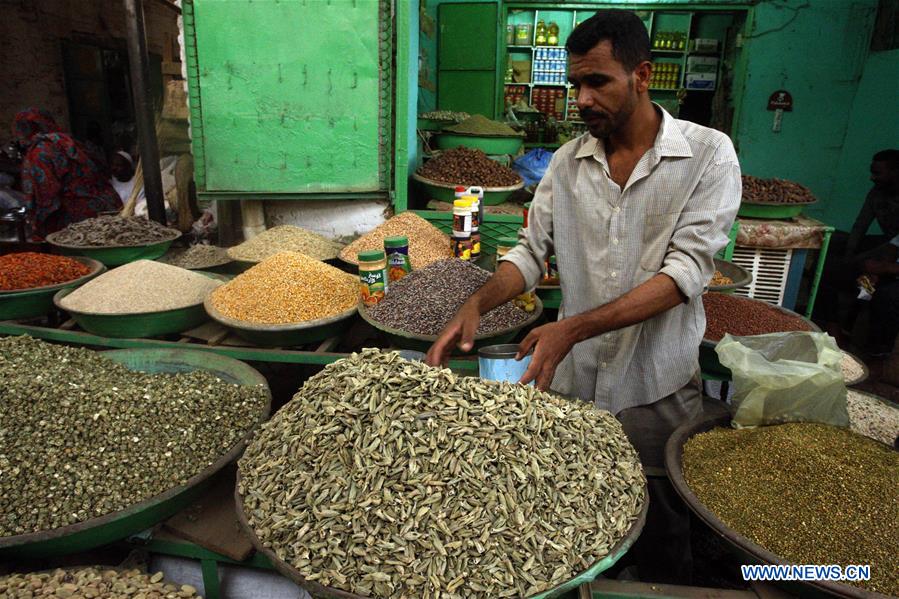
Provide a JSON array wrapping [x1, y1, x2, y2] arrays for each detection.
[[742, 175, 816, 204]]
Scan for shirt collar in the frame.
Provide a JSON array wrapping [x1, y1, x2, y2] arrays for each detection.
[[574, 103, 693, 161]]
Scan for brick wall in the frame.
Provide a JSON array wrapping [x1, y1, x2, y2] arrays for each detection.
[[0, 0, 179, 138]]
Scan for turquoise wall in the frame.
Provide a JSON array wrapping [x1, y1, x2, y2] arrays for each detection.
[[731, 0, 881, 230], [829, 48, 899, 233]]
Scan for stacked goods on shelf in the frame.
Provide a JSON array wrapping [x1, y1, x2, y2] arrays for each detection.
[[532, 87, 566, 120], [650, 63, 680, 89]]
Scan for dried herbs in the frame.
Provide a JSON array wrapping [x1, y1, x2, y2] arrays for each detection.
[[0, 336, 268, 536], [238, 349, 645, 599], [51, 215, 178, 247], [0, 567, 201, 598], [0, 253, 90, 291]]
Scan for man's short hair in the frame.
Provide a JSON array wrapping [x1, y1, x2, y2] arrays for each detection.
[[872, 149, 899, 170], [565, 10, 652, 71]]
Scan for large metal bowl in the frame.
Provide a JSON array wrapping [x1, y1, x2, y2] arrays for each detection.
[[0, 256, 105, 321], [434, 131, 525, 156], [709, 258, 752, 293], [665, 414, 894, 599], [0, 348, 271, 558], [413, 172, 525, 206], [358, 295, 543, 355], [699, 296, 821, 378]]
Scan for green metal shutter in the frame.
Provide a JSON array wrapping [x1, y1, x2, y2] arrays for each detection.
[[437, 3, 498, 117]]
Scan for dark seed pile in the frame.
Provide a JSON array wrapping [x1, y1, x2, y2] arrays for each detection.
[[367, 258, 530, 336], [0, 336, 268, 536], [52, 215, 178, 247], [703, 292, 813, 341], [683, 423, 899, 596], [742, 175, 816, 204], [417, 148, 522, 188]]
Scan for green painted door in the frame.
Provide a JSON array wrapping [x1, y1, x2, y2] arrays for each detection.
[[190, 0, 384, 193], [437, 3, 497, 117]]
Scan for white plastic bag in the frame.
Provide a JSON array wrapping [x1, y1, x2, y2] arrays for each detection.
[[715, 332, 849, 428]]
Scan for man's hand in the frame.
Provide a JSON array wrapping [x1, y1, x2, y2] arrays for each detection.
[[425, 301, 481, 367], [517, 320, 577, 390]]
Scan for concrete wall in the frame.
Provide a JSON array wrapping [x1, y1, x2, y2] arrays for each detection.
[[729, 0, 881, 230], [0, 0, 179, 136], [829, 48, 899, 233]]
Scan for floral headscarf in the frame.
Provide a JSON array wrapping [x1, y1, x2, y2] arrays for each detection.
[[12, 108, 62, 147]]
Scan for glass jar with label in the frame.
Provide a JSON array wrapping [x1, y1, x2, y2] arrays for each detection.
[[358, 250, 388, 307], [384, 236, 411, 283], [535, 20, 547, 45], [547, 22, 560, 46]]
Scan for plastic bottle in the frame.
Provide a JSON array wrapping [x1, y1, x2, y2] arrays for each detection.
[[358, 250, 388, 307], [467, 188, 484, 259], [384, 236, 411, 283], [547, 22, 560, 46], [452, 199, 473, 261], [535, 20, 547, 45]]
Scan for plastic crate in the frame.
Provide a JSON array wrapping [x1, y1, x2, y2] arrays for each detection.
[[413, 210, 523, 258]]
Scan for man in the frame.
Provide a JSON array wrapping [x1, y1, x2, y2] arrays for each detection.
[[856, 238, 899, 356], [845, 149, 899, 259], [427, 10, 741, 583]]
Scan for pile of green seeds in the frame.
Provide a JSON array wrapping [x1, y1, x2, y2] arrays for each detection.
[[239, 349, 645, 599], [0, 567, 200, 598], [683, 423, 898, 596], [0, 336, 268, 536]]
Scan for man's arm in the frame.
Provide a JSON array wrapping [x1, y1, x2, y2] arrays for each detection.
[[846, 191, 876, 258], [520, 139, 742, 389]]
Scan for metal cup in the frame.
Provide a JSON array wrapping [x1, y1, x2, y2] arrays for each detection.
[[478, 344, 532, 384]]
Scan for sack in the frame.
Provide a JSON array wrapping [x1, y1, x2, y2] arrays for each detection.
[[513, 148, 553, 186], [715, 331, 848, 428]]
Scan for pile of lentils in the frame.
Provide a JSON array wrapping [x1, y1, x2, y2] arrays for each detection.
[[847, 390, 899, 446], [51, 215, 178, 246], [227, 225, 343, 262], [209, 252, 356, 325], [367, 258, 530, 336], [160, 244, 232, 270], [239, 349, 645, 599], [417, 148, 522, 188], [683, 423, 898, 596], [0, 252, 90, 291], [443, 114, 520, 136], [58, 260, 222, 315], [741, 175, 816, 204], [339, 212, 452, 269], [0, 336, 268, 536], [0, 567, 201, 598], [703, 292, 813, 341]]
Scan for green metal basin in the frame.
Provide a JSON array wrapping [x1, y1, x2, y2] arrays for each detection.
[[204, 295, 358, 347], [417, 117, 454, 131], [0, 348, 271, 558], [0, 257, 105, 321], [435, 132, 524, 155], [53, 273, 227, 338], [46, 228, 181, 266], [358, 297, 543, 355], [737, 201, 816, 219], [412, 172, 524, 206]]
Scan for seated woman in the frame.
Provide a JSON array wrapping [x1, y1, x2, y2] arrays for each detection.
[[12, 108, 121, 237]]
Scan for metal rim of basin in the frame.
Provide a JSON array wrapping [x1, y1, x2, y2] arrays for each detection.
[[438, 128, 526, 139], [233, 453, 648, 599], [411, 171, 525, 194], [842, 350, 869, 386], [0, 256, 105, 296], [740, 199, 817, 207], [46, 227, 181, 250], [665, 413, 893, 599], [357, 295, 543, 345], [53, 272, 228, 318], [0, 348, 271, 552], [203, 291, 358, 334]]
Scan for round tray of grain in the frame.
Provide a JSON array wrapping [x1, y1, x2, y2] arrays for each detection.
[[841, 351, 869, 386], [666, 415, 898, 599], [236, 350, 648, 599], [358, 258, 541, 354], [205, 251, 358, 347], [0, 255, 105, 321], [414, 146, 524, 205], [699, 293, 821, 378], [339, 211, 452, 270], [53, 260, 225, 338], [708, 258, 752, 293], [227, 225, 344, 264], [846, 389, 899, 447], [0, 567, 202, 598], [434, 114, 525, 155], [46, 215, 182, 266], [0, 338, 270, 558]]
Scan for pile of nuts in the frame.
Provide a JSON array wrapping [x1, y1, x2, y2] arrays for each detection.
[[0, 567, 201, 598], [703, 292, 813, 341], [417, 148, 522, 188], [741, 175, 816, 204]]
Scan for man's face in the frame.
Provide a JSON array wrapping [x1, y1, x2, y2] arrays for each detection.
[[870, 160, 897, 190], [568, 40, 649, 139]]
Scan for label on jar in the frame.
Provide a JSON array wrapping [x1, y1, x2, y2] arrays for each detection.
[[471, 231, 481, 258], [452, 212, 471, 237], [360, 268, 387, 307], [387, 249, 411, 283], [452, 236, 472, 261]]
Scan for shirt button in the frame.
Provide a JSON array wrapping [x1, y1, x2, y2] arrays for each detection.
[[612, 238, 619, 245], [601, 362, 608, 368], [610, 271, 617, 278], [613, 206, 621, 213]]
